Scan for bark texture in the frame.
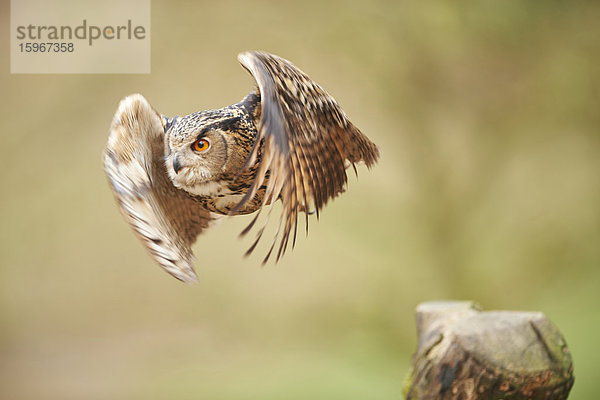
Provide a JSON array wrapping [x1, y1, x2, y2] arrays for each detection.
[[404, 301, 574, 400]]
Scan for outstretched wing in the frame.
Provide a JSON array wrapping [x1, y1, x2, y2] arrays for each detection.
[[235, 51, 380, 262], [103, 94, 217, 283]]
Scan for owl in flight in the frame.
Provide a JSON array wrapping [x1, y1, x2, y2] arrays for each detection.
[[104, 51, 379, 283]]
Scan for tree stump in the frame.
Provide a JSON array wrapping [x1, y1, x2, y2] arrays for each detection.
[[404, 301, 574, 400]]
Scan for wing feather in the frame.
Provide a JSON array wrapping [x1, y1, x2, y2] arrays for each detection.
[[103, 94, 217, 283], [235, 51, 380, 261]]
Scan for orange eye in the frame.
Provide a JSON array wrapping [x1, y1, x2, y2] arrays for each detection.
[[192, 138, 211, 152]]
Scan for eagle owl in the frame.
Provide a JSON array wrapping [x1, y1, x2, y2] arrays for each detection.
[[104, 51, 379, 283]]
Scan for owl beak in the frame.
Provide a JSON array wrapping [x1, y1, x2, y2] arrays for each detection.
[[173, 156, 183, 174]]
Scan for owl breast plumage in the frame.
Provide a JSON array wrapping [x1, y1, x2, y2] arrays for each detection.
[[104, 51, 379, 283]]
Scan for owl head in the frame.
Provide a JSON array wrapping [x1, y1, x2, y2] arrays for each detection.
[[164, 102, 259, 197]]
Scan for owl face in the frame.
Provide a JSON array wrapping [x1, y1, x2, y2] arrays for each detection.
[[164, 110, 256, 197], [165, 123, 229, 196]]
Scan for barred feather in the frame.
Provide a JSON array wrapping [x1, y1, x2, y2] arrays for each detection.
[[235, 52, 380, 262], [104, 95, 217, 283]]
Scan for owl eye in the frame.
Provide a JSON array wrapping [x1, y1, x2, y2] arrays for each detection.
[[191, 138, 211, 153]]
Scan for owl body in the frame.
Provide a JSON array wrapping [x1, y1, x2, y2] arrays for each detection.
[[104, 51, 379, 282]]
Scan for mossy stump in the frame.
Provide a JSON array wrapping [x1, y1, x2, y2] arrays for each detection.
[[404, 301, 574, 400]]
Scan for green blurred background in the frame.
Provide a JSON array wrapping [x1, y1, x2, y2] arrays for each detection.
[[1, 1, 599, 398]]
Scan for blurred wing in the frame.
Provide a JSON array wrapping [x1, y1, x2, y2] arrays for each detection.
[[103, 94, 217, 283], [235, 51, 380, 262]]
